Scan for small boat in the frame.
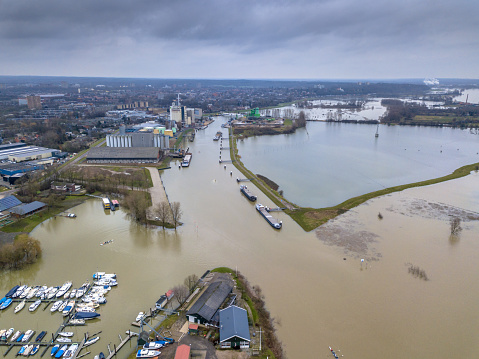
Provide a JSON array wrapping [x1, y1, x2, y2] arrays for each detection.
[[239, 185, 257, 202], [29, 299, 42, 312], [11, 330, 23, 342], [76, 306, 95, 313], [329, 346, 340, 359], [26, 286, 40, 299], [136, 312, 145, 322], [66, 213, 76, 218], [0, 297, 13, 310], [17, 333, 25, 342], [72, 312, 100, 320], [15, 299, 26, 313], [19, 286, 32, 299], [0, 296, 7, 306], [68, 319, 85, 326], [62, 300, 76, 316], [58, 332, 74, 338], [51, 344, 60, 356], [99, 240, 113, 246], [83, 336, 100, 347], [55, 345, 68, 358], [51, 300, 63, 312], [92, 272, 116, 280], [35, 331, 47, 342], [47, 287, 60, 299], [94, 352, 105, 359], [5, 285, 20, 298], [0, 329, 5, 340], [30, 344, 40, 356], [63, 291, 70, 299], [63, 343, 79, 358], [70, 289, 77, 298], [58, 301, 68, 312], [18, 345, 28, 355], [36, 286, 48, 298], [13, 285, 28, 298], [22, 330, 35, 342], [56, 282, 73, 298], [143, 341, 164, 350], [136, 349, 161, 358], [56, 337, 72, 344], [4, 328, 14, 340]]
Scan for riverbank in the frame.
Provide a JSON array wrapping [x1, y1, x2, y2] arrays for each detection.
[[229, 126, 479, 231]]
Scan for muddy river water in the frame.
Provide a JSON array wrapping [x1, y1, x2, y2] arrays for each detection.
[[1, 119, 479, 358]]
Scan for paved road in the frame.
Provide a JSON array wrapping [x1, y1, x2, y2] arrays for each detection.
[[146, 167, 170, 220]]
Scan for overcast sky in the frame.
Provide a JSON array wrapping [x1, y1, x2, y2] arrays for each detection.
[[1, 0, 478, 80]]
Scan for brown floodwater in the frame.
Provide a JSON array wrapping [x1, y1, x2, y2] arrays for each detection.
[[1, 121, 479, 359]]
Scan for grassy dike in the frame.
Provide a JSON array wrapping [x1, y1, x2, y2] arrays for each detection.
[[229, 128, 479, 232]]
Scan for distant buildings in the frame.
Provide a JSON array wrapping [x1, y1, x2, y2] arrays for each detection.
[[26, 95, 41, 110], [86, 147, 160, 163]]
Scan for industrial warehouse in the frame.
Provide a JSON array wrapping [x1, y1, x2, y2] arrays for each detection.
[[86, 147, 161, 163]]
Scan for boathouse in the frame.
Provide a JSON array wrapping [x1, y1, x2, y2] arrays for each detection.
[[9, 201, 46, 218], [219, 305, 251, 349], [186, 281, 233, 325]]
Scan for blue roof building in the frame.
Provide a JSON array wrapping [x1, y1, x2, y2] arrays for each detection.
[[0, 195, 22, 212], [219, 305, 251, 349], [9, 201, 46, 218]]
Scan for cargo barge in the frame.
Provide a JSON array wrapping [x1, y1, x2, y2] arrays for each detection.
[[182, 154, 192, 167], [239, 185, 257, 202], [213, 131, 222, 141], [255, 204, 282, 229]]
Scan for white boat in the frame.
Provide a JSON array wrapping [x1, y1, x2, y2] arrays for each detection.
[[92, 272, 116, 280], [19, 287, 32, 299], [70, 289, 77, 298], [0, 329, 5, 338], [136, 312, 145, 322], [77, 302, 99, 309], [26, 286, 40, 299], [83, 336, 100, 347], [136, 349, 160, 358], [22, 330, 35, 342], [36, 286, 48, 298], [50, 300, 63, 312], [10, 330, 22, 342], [63, 291, 70, 299], [29, 300, 42, 312], [4, 328, 14, 340], [76, 306, 95, 313], [143, 342, 163, 350], [63, 343, 78, 358], [47, 287, 60, 299], [13, 285, 28, 298], [62, 300, 75, 316], [58, 332, 74, 338], [41, 287, 54, 300], [14, 300, 26, 313], [23, 344, 33, 356], [30, 344, 40, 355], [56, 337, 72, 343], [56, 282, 72, 298], [68, 319, 85, 325]]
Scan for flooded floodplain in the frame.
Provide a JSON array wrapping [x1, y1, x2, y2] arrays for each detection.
[[1, 119, 479, 358]]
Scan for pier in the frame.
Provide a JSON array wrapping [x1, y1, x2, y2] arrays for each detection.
[[104, 331, 136, 359]]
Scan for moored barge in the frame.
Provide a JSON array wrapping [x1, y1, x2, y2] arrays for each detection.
[[255, 204, 282, 229], [239, 185, 257, 202]]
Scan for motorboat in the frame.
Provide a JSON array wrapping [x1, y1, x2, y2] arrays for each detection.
[[142, 341, 164, 350], [10, 330, 23, 342], [92, 272, 116, 280], [23, 344, 34, 356], [22, 330, 35, 342], [18, 345, 28, 356], [58, 301, 68, 312], [3, 328, 14, 340], [47, 287, 60, 299], [72, 312, 100, 320], [63, 343, 79, 358], [51, 300, 63, 312], [0, 297, 13, 310], [14, 299, 26, 313], [83, 336, 100, 347], [30, 344, 40, 356], [5, 285, 19, 298], [62, 300, 76, 316], [136, 312, 145, 322], [13, 285, 28, 298], [36, 286, 48, 298], [54, 345, 68, 358], [0, 297, 6, 306], [68, 319, 85, 325], [50, 344, 60, 356], [29, 299, 42, 312], [94, 352, 105, 359], [136, 349, 161, 358], [26, 286, 40, 299], [56, 282, 72, 298], [16, 333, 25, 342], [19, 286, 32, 299], [41, 287, 54, 300], [35, 331, 47, 342], [56, 337, 72, 344], [58, 332, 74, 337], [63, 291, 70, 299], [70, 289, 77, 298], [76, 306, 96, 313]]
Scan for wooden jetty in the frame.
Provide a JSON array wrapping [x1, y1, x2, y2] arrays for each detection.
[[105, 331, 136, 359]]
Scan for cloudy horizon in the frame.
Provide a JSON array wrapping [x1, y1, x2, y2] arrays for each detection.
[[1, 0, 478, 79]]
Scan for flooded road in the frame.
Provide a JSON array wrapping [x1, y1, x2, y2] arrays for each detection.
[[1, 119, 479, 358]]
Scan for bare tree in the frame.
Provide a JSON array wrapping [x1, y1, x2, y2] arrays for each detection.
[[172, 284, 189, 304], [155, 201, 171, 227], [295, 111, 307, 127], [171, 201, 182, 229], [184, 274, 199, 292], [450, 217, 462, 236]]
